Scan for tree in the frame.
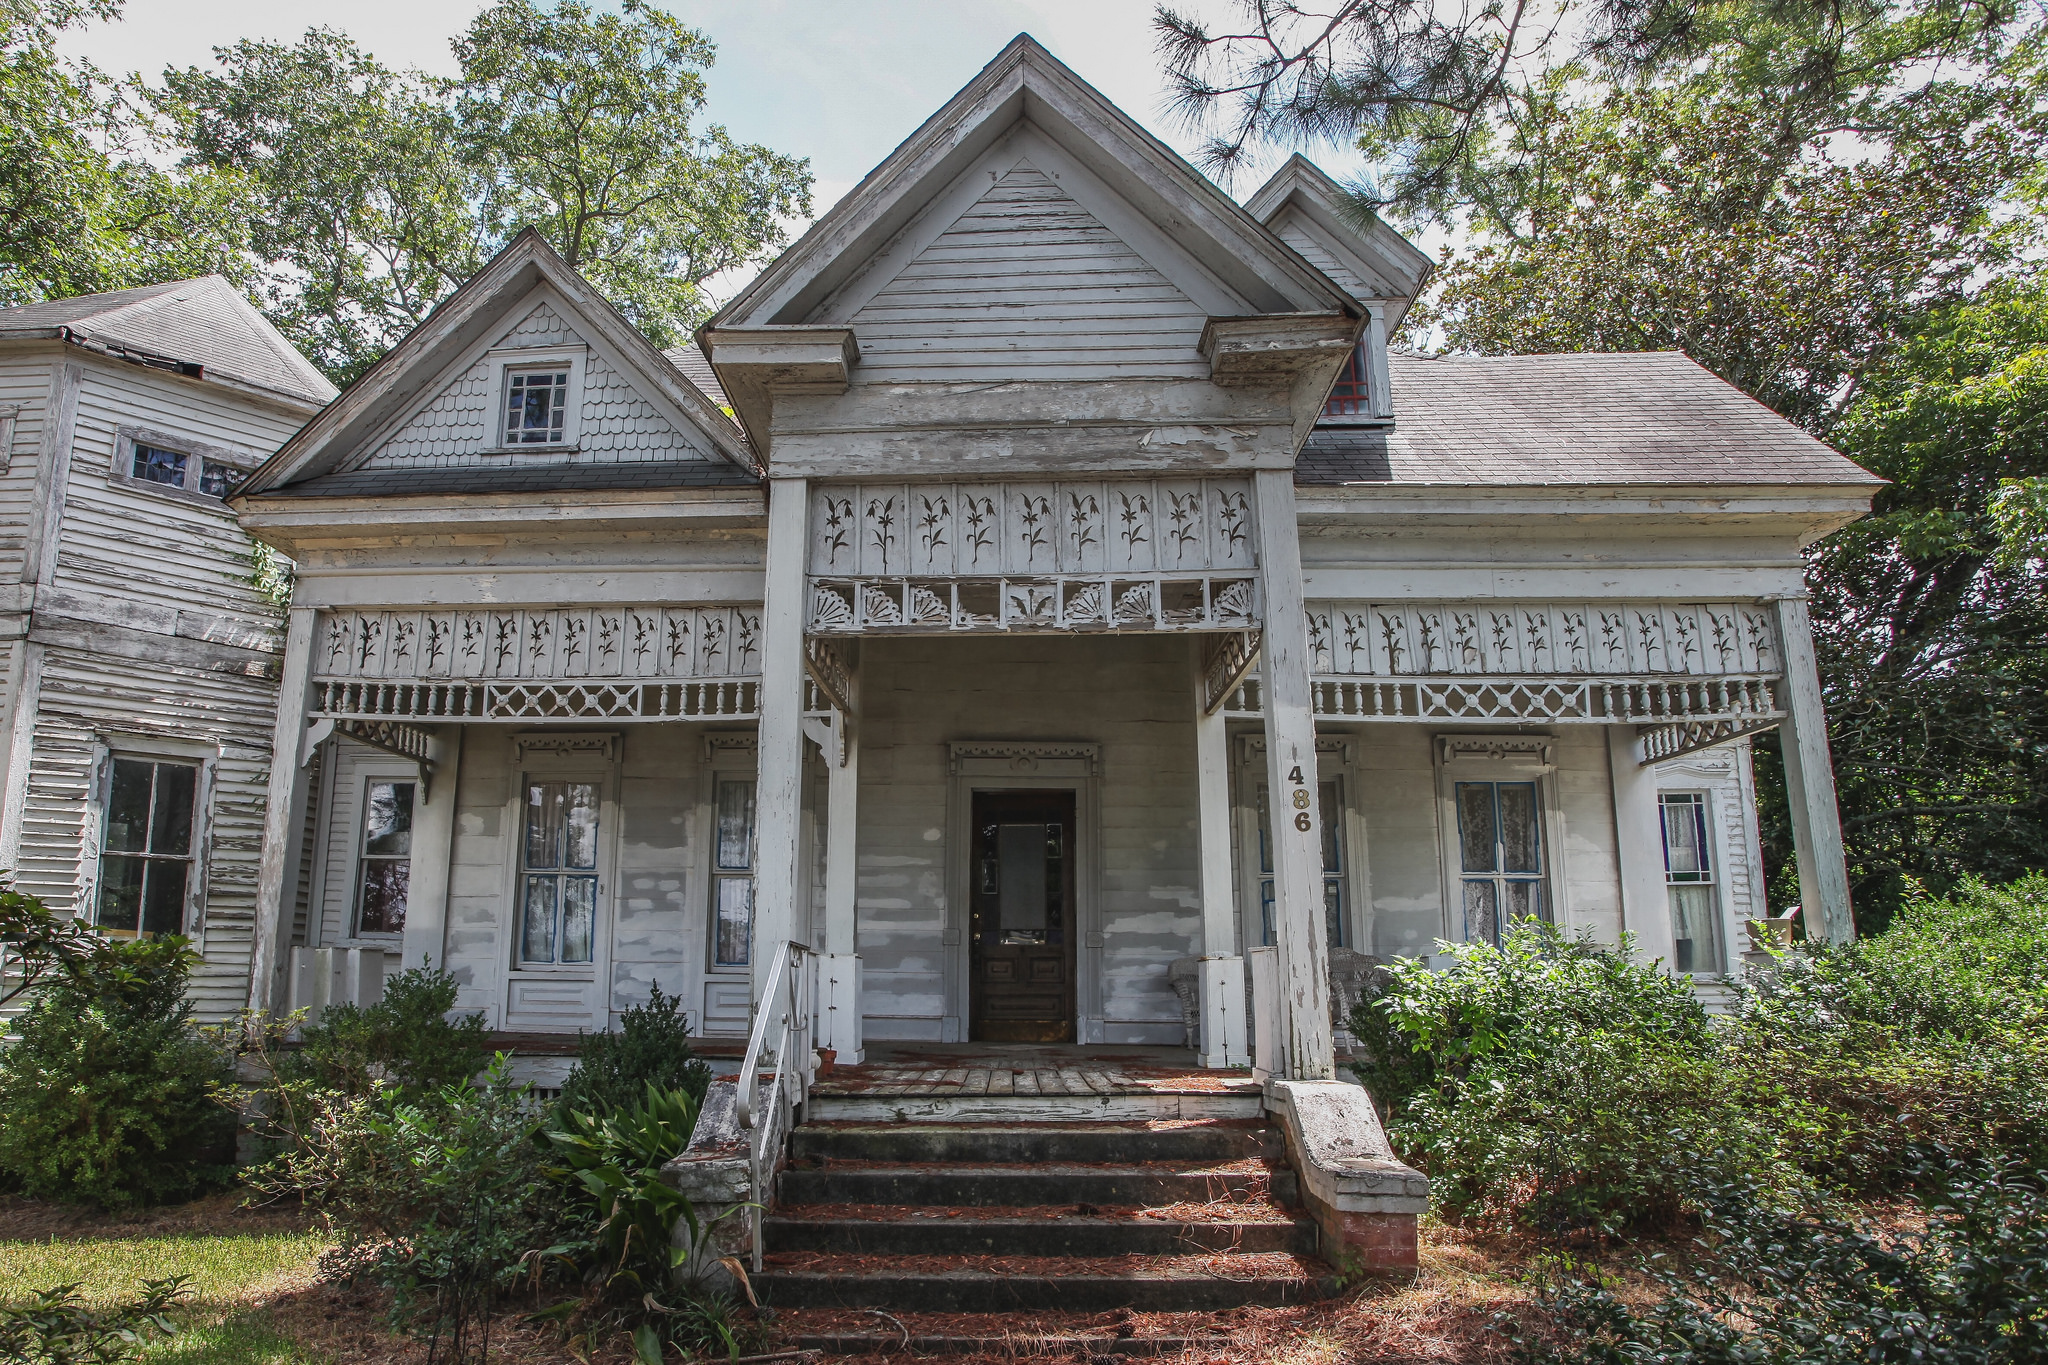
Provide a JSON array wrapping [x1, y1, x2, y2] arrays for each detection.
[[161, 0, 810, 383], [0, 0, 253, 306]]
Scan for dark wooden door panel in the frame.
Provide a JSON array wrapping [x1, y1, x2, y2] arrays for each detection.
[[969, 789, 1077, 1043]]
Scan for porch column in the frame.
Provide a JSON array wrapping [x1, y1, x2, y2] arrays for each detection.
[[1252, 469, 1335, 1081], [819, 705, 862, 1064], [752, 477, 809, 1002], [1191, 640, 1247, 1068], [1608, 728, 1678, 968], [248, 606, 320, 1014], [398, 726, 465, 973], [1771, 594, 1854, 942]]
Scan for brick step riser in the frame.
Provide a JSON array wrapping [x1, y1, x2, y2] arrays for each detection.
[[755, 1272, 1333, 1313], [778, 1169, 1298, 1207], [807, 1094, 1265, 1124], [791, 1127, 1282, 1164], [762, 1217, 1314, 1256]]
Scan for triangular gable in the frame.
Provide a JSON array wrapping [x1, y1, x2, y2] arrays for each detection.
[[712, 35, 1355, 335], [243, 230, 752, 495], [847, 162, 1212, 382], [1244, 157, 1433, 329]]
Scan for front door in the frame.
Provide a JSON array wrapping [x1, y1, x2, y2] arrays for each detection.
[[969, 790, 1077, 1042]]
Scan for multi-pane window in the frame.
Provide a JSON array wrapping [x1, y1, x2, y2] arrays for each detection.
[[1322, 341, 1371, 417], [1659, 792, 1725, 974], [519, 780, 598, 965], [711, 778, 757, 967], [1255, 780, 1345, 948], [128, 439, 248, 501], [504, 367, 571, 445], [96, 758, 197, 937], [354, 779, 415, 935], [1454, 780, 1546, 945]]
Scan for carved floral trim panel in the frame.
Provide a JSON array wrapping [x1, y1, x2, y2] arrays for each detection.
[[316, 607, 763, 682], [808, 477, 1255, 578], [1304, 601, 1779, 678]]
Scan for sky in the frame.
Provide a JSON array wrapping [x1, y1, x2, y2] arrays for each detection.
[[62, 0, 1392, 298]]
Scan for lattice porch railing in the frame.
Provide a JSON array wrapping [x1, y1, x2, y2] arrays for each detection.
[[311, 678, 762, 722]]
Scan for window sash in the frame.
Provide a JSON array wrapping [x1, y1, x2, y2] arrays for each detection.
[[1254, 779, 1346, 948], [96, 758, 198, 937], [504, 368, 571, 445], [1453, 780, 1547, 946], [125, 437, 250, 501], [354, 778, 416, 936], [1659, 792, 1724, 973], [1322, 340, 1372, 416]]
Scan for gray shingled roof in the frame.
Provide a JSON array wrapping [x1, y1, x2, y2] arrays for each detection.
[[664, 344, 731, 410], [274, 460, 759, 499], [1298, 351, 1880, 486], [0, 276, 336, 408]]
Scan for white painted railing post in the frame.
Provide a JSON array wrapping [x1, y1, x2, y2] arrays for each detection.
[[248, 606, 321, 1015], [819, 658, 863, 1064], [1770, 595, 1854, 942], [1191, 639, 1247, 1067], [753, 478, 810, 1004], [1251, 470, 1336, 1080], [1608, 727, 1679, 967], [1248, 945, 1285, 1083]]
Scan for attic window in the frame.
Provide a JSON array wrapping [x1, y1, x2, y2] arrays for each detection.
[[505, 366, 571, 444], [1323, 340, 1371, 417], [114, 427, 256, 505]]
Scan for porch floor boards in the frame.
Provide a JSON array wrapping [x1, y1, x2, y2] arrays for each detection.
[[811, 1044, 1259, 1100]]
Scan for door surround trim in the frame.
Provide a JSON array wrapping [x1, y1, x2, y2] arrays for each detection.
[[943, 741, 1101, 1042]]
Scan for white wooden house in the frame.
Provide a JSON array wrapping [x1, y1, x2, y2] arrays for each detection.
[[232, 37, 1876, 1065], [0, 278, 336, 1016]]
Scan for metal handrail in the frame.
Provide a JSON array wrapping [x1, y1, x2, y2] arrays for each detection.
[[733, 939, 818, 1271]]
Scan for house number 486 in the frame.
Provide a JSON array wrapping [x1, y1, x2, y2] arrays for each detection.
[[1288, 765, 1312, 831]]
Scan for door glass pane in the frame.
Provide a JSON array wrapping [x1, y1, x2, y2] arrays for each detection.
[[714, 877, 753, 966], [148, 763, 196, 855], [97, 855, 144, 932], [364, 781, 415, 855], [563, 783, 599, 869], [1319, 781, 1341, 873], [521, 875, 558, 962], [1259, 879, 1274, 946], [525, 784, 563, 868], [1456, 783, 1497, 872], [561, 877, 596, 963], [141, 861, 188, 936], [1324, 878, 1344, 948], [996, 822, 1049, 943], [1498, 783, 1539, 873], [1463, 879, 1498, 945], [358, 861, 410, 934], [1669, 884, 1722, 973], [105, 759, 153, 853], [1255, 786, 1273, 875], [716, 780, 756, 871]]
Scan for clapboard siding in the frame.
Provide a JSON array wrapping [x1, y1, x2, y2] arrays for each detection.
[[361, 300, 712, 470], [310, 738, 389, 946], [17, 646, 279, 1018], [54, 362, 298, 636], [0, 354, 56, 582], [1273, 222, 1377, 302], [849, 167, 1210, 383]]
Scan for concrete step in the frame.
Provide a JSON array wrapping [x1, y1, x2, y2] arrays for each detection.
[[790, 1120, 1282, 1164], [754, 1252, 1336, 1312], [806, 1090, 1264, 1124], [764, 1204, 1314, 1255], [777, 1161, 1297, 1209]]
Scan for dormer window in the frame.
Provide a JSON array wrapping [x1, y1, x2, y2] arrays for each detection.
[[505, 366, 571, 444], [1323, 341, 1372, 418]]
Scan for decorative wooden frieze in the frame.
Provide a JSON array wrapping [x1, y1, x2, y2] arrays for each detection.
[[1303, 601, 1779, 678], [947, 740, 1102, 778], [315, 606, 762, 683], [310, 678, 760, 723], [1218, 674, 1784, 729], [808, 574, 1256, 635], [809, 477, 1256, 577], [1638, 716, 1782, 765]]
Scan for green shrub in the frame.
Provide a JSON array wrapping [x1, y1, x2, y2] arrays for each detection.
[[1520, 1151, 2048, 1365], [0, 1276, 191, 1365], [1354, 923, 1791, 1235], [0, 922, 233, 1209], [556, 985, 711, 1119], [285, 962, 491, 1099]]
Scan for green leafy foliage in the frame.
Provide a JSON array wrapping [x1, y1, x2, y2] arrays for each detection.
[[556, 983, 711, 1119], [1519, 1153, 2048, 1365], [159, 0, 809, 381], [0, 1275, 191, 1365], [1356, 877, 2048, 1234], [0, 886, 233, 1209], [282, 962, 491, 1100]]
